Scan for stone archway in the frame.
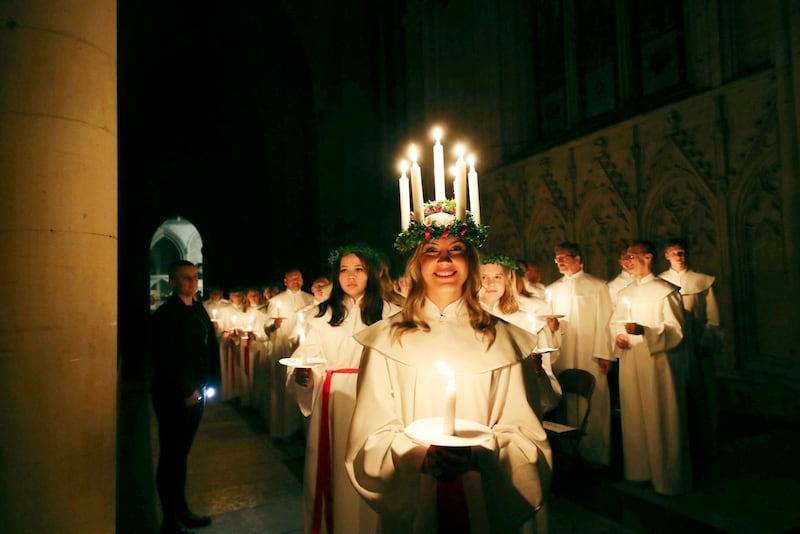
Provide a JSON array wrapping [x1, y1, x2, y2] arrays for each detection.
[[149, 216, 204, 310]]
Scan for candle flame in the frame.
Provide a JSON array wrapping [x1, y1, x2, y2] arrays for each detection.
[[408, 144, 419, 163], [435, 360, 455, 384], [399, 159, 409, 174], [454, 144, 466, 158], [545, 289, 552, 303], [621, 297, 631, 308], [432, 127, 442, 142], [467, 154, 476, 168]]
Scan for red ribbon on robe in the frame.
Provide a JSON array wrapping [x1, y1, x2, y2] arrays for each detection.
[[437, 477, 470, 533], [225, 332, 235, 389], [311, 368, 358, 534]]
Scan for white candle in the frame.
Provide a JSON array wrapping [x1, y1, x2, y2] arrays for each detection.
[[467, 154, 481, 224], [436, 361, 456, 436], [212, 308, 218, 320], [409, 144, 425, 223], [432, 127, 445, 201], [247, 313, 254, 331], [454, 145, 467, 221], [398, 160, 411, 230], [275, 302, 282, 316], [621, 297, 632, 322], [527, 314, 537, 333], [231, 314, 237, 329], [545, 289, 554, 315]]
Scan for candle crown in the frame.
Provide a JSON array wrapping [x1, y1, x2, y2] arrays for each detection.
[[394, 199, 487, 253], [480, 254, 520, 274]]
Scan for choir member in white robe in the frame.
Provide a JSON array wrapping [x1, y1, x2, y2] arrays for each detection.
[[217, 289, 247, 401], [660, 238, 720, 458], [203, 287, 231, 324], [236, 288, 269, 408], [612, 240, 691, 495], [479, 256, 562, 419], [266, 269, 315, 439], [289, 247, 400, 534], [347, 236, 555, 533], [607, 247, 635, 307], [546, 242, 614, 466]]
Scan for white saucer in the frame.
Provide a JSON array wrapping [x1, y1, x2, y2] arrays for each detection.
[[533, 347, 558, 354], [279, 357, 326, 368], [536, 314, 565, 320], [404, 417, 493, 447]]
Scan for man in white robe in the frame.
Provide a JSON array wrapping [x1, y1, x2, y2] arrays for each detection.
[[607, 247, 635, 307], [521, 260, 547, 300], [546, 242, 614, 466], [612, 240, 691, 495], [266, 269, 314, 439], [660, 238, 720, 458]]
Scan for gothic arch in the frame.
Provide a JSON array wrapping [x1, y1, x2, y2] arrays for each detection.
[[524, 201, 567, 282], [574, 185, 633, 278]]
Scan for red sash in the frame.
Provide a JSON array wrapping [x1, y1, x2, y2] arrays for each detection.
[[244, 337, 251, 377], [437, 477, 470, 533], [311, 368, 358, 534], [225, 332, 235, 388]]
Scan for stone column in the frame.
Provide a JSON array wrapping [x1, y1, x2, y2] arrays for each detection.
[[0, 1, 117, 532]]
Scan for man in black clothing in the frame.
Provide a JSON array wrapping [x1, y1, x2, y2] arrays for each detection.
[[151, 260, 221, 534]]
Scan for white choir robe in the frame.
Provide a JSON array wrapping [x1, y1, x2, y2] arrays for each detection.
[[237, 306, 269, 407], [217, 303, 247, 401], [611, 274, 692, 495], [659, 268, 720, 457], [524, 280, 547, 300], [482, 300, 563, 419], [266, 289, 315, 438], [546, 271, 614, 465], [204, 298, 231, 332], [607, 271, 635, 307], [346, 299, 554, 534], [287, 298, 400, 534]]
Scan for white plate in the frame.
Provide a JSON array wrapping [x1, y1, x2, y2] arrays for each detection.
[[535, 314, 565, 320], [533, 347, 558, 354], [279, 357, 326, 368], [404, 417, 493, 447]]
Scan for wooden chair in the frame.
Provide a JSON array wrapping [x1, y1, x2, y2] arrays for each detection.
[[543, 368, 596, 471]]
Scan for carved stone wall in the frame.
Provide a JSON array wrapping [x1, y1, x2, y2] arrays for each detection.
[[482, 70, 798, 420]]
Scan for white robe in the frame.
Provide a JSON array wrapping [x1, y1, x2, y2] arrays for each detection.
[[482, 300, 563, 419], [346, 299, 553, 533], [547, 271, 613, 465], [288, 298, 400, 534], [607, 271, 635, 307], [611, 274, 691, 495], [266, 289, 315, 438], [659, 268, 720, 457], [217, 302, 246, 401]]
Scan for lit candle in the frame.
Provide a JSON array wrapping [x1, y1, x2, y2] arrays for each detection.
[[432, 127, 445, 201], [398, 160, 411, 230], [231, 314, 237, 330], [247, 313, 255, 331], [212, 308, 218, 320], [527, 314, 538, 334], [436, 360, 456, 435], [467, 154, 481, 224], [454, 145, 467, 220], [545, 289, 554, 315], [621, 297, 632, 322], [275, 301, 282, 317], [409, 144, 425, 223]]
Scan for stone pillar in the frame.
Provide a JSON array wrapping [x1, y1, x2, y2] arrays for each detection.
[[0, 1, 117, 532]]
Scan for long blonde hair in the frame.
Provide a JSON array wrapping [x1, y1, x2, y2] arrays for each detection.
[[494, 268, 521, 315], [392, 239, 497, 348]]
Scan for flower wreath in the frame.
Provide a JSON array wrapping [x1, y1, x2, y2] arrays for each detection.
[[394, 199, 488, 254], [480, 254, 520, 274], [327, 243, 385, 268]]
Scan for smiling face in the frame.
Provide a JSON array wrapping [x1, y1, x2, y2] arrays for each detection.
[[338, 254, 368, 300], [419, 237, 469, 296], [480, 263, 506, 305]]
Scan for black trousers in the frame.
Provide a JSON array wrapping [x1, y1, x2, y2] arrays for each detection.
[[153, 392, 204, 522]]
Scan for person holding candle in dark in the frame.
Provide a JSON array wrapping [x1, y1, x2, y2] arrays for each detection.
[[151, 260, 220, 533], [346, 199, 555, 533], [288, 244, 400, 534]]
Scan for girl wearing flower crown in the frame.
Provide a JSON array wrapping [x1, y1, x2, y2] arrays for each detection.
[[289, 244, 400, 534], [479, 254, 563, 419], [346, 221, 556, 533]]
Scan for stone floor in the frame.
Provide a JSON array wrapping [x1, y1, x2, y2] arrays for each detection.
[[117, 374, 800, 533]]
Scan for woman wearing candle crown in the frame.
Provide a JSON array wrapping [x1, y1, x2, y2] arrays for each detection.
[[346, 201, 555, 533], [479, 254, 562, 420], [289, 244, 401, 534]]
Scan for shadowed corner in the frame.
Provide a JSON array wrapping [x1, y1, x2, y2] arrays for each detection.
[[116, 353, 158, 533]]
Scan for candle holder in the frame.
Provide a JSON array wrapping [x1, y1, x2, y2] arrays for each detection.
[[404, 417, 492, 447]]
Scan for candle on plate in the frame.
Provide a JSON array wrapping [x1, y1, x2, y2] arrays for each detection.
[[432, 127, 445, 201], [408, 144, 425, 223], [454, 145, 467, 221], [435, 360, 456, 436], [467, 154, 480, 224], [398, 160, 411, 230], [621, 297, 632, 322]]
